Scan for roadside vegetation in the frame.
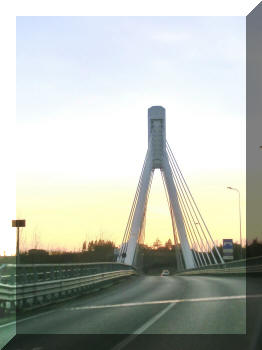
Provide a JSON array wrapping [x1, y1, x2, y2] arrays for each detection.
[[0, 238, 261, 266]]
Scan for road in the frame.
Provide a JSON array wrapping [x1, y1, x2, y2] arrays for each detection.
[[1, 274, 262, 350]]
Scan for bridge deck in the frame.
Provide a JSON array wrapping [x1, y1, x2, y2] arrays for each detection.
[[2, 274, 261, 349]]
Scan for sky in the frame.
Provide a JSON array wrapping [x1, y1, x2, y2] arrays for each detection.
[[4, 16, 246, 254]]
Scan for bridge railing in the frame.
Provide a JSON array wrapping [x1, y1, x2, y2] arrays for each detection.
[[0, 262, 136, 312], [177, 255, 262, 275], [0, 262, 133, 285]]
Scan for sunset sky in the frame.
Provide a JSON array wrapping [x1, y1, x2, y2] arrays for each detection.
[[3, 16, 246, 254]]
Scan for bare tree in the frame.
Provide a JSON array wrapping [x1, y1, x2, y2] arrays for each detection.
[[165, 238, 173, 250], [31, 231, 41, 250], [153, 238, 162, 250], [19, 227, 27, 253]]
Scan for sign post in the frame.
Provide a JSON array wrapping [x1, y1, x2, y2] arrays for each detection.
[[223, 239, 234, 261], [12, 220, 26, 264], [113, 248, 120, 262]]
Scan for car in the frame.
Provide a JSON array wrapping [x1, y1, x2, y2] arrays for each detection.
[[161, 269, 170, 276]]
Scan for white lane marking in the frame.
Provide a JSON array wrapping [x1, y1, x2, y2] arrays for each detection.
[[0, 293, 259, 330], [133, 303, 175, 334], [67, 294, 256, 311], [0, 310, 56, 329], [110, 303, 176, 350]]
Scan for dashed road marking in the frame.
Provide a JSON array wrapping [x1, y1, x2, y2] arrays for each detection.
[[110, 303, 176, 350]]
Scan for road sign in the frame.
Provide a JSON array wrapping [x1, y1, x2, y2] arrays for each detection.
[[12, 219, 26, 265], [223, 239, 233, 260], [12, 220, 26, 227], [114, 248, 120, 256]]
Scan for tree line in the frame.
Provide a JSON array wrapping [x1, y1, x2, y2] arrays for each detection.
[[0, 237, 261, 265]]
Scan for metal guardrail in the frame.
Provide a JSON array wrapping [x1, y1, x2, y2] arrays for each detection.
[[176, 256, 262, 276], [0, 262, 133, 285], [0, 263, 136, 312]]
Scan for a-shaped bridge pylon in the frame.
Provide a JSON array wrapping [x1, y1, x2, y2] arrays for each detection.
[[118, 106, 224, 270]]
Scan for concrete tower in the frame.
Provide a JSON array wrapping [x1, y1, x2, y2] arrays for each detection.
[[119, 106, 196, 269]]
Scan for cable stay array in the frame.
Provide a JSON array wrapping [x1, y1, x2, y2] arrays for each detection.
[[118, 139, 153, 264], [118, 140, 224, 269], [165, 141, 224, 268]]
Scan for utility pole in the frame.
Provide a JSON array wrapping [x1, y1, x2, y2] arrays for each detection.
[[227, 187, 242, 259]]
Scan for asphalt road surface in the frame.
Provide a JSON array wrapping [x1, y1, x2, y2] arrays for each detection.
[[1, 274, 262, 350]]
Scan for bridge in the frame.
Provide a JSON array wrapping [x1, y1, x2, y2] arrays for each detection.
[[0, 259, 261, 350], [0, 107, 261, 350], [117, 106, 223, 270]]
